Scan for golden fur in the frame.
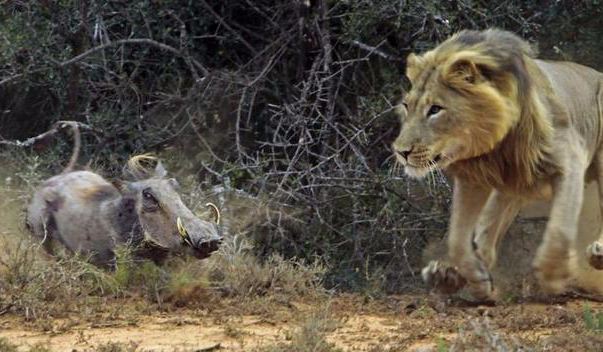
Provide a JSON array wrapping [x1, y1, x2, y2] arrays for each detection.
[[393, 28, 603, 299]]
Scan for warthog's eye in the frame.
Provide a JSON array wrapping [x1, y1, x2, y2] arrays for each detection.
[[142, 188, 159, 211], [427, 105, 443, 117]]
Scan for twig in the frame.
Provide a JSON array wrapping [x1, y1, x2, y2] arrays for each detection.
[[0, 38, 208, 86], [169, 11, 203, 82], [0, 120, 96, 148], [195, 343, 222, 352], [349, 40, 403, 61], [0, 303, 13, 316], [198, 0, 257, 55]]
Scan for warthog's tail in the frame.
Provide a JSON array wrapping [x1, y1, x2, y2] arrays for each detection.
[[61, 121, 81, 174]]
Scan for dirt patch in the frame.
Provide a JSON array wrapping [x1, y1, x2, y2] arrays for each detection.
[[2, 295, 603, 351], [0, 314, 283, 351]]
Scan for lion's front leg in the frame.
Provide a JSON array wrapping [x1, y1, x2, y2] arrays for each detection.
[[422, 178, 495, 300], [533, 148, 587, 294], [473, 190, 521, 270]]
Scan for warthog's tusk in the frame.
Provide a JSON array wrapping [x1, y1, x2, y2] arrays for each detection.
[[176, 217, 194, 247], [205, 202, 221, 225], [176, 217, 188, 238]]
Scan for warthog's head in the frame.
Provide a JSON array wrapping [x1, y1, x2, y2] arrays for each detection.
[[121, 155, 221, 259]]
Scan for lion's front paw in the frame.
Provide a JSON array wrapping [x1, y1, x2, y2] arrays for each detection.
[[421, 260, 467, 295], [422, 260, 497, 300], [587, 241, 603, 270]]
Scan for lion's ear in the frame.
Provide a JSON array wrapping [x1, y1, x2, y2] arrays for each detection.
[[405, 53, 422, 82], [443, 52, 497, 89], [449, 59, 478, 84]]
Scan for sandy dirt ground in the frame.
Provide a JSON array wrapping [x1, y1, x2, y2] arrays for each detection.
[[3, 294, 603, 351]]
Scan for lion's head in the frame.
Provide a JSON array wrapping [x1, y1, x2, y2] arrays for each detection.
[[392, 29, 538, 179]]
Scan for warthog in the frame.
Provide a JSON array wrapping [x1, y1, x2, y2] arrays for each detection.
[[25, 131, 221, 267]]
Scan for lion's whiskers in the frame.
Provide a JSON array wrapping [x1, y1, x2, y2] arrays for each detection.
[[425, 159, 438, 192]]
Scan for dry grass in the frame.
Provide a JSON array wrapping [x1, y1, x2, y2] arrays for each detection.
[[447, 318, 532, 352], [206, 235, 326, 299], [0, 338, 51, 352], [254, 305, 342, 352], [0, 236, 120, 321], [91, 342, 139, 352], [157, 234, 326, 314], [0, 151, 121, 322]]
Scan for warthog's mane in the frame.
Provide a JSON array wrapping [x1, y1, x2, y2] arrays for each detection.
[[124, 153, 160, 180]]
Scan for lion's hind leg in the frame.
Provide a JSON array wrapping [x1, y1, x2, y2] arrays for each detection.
[[533, 139, 587, 294]]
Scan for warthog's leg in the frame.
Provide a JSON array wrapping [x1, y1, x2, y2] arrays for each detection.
[[533, 140, 587, 294], [31, 212, 58, 257], [473, 191, 521, 270], [422, 178, 495, 300]]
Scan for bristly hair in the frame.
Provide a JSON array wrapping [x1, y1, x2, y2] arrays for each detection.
[[409, 28, 557, 191], [124, 153, 157, 180]]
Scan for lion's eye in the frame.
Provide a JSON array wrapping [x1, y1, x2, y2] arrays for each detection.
[[402, 102, 408, 109], [427, 105, 443, 117]]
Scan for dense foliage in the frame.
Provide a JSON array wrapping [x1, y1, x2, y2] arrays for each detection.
[[1, 0, 602, 292]]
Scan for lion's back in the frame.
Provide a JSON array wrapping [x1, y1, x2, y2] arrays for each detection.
[[534, 59, 603, 152]]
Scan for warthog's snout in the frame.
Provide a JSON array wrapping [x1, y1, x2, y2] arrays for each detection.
[[177, 203, 222, 258], [192, 238, 222, 259]]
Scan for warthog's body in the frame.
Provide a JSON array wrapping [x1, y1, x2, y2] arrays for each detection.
[[26, 157, 221, 267]]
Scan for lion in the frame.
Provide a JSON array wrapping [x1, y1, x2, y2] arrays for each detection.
[[392, 28, 603, 300]]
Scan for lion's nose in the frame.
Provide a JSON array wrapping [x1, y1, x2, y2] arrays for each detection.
[[396, 147, 413, 160]]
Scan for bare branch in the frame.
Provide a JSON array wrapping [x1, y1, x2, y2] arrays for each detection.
[[350, 40, 403, 61], [0, 121, 96, 148], [0, 38, 209, 86], [198, 0, 258, 55]]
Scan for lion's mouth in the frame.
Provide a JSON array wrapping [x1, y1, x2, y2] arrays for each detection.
[[405, 154, 445, 178], [407, 154, 443, 168]]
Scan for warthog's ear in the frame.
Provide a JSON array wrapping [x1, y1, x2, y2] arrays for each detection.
[[113, 179, 139, 195], [168, 178, 181, 191], [155, 161, 168, 179]]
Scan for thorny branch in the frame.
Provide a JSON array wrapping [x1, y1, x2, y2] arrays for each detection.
[[197, 1, 453, 292]]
